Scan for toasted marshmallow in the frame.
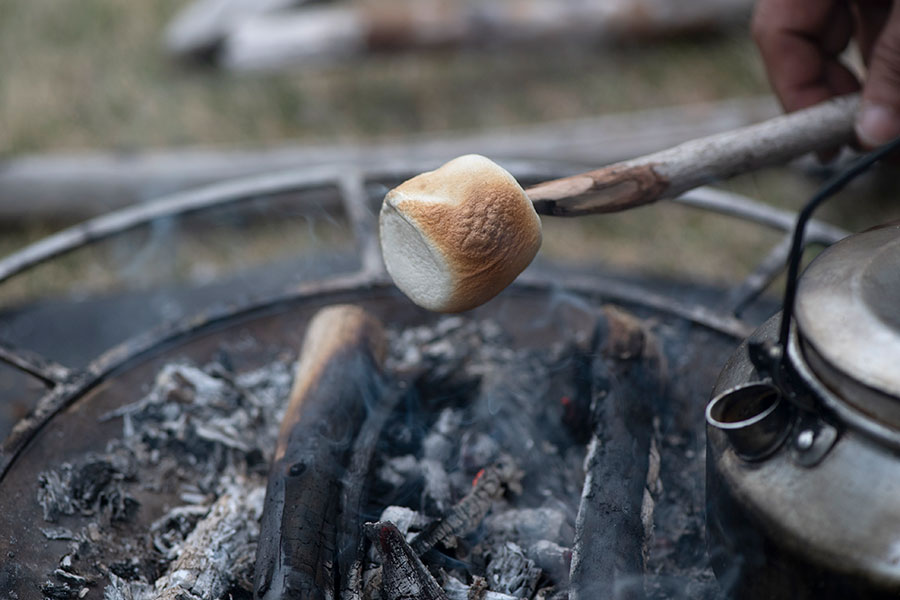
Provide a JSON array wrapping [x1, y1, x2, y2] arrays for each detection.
[[379, 155, 542, 313]]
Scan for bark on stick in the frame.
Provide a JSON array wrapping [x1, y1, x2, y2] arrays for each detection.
[[527, 93, 859, 216]]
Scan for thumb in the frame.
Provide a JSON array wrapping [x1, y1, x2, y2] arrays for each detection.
[[857, 2, 900, 148]]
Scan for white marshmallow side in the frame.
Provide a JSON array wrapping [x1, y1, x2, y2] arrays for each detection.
[[379, 196, 455, 312]]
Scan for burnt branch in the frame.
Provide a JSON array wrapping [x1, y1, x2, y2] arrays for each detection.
[[253, 305, 388, 600], [365, 521, 449, 600], [527, 93, 858, 216], [410, 457, 522, 556], [339, 382, 406, 600], [568, 309, 664, 600]]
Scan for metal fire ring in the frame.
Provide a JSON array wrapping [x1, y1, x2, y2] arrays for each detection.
[[0, 158, 848, 480]]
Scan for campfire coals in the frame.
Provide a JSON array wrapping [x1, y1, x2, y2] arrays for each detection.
[[37, 441, 138, 524], [361, 316, 591, 599], [30, 309, 715, 600], [33, 356, 295, 599]]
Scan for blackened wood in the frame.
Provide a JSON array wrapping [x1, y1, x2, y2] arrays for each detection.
[[527, 94, 858, 216], [568, 308, 663, 600], [253, 305, 387, 600], [409, 457, 520, 556], [365, 521, 449, 600], [338, 381, 405, 600]]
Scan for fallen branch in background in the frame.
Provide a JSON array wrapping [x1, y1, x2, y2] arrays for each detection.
[[218, 0, 753, 71], [0, 97, 780, 223], [164, 0, 306, 57]]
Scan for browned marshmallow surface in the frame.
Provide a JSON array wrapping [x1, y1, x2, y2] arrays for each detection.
[[379, 155, 541, 312]]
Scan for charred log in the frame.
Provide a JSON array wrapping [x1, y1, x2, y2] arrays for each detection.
[[365, 521, 449, 600], [152, 479, 265, 600], [338, 380, 407, 600], [568, 308, 664, 600], [253, 305, 388, 600], [410, 457, 521, 556]]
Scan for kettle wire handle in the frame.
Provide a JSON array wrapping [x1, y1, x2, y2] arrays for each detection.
[[777, 135, 900, 353]]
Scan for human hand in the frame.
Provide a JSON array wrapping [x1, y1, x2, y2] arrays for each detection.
[[753, 0, 900, 148]]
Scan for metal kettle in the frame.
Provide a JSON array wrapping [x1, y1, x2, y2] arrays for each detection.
[[706, 222, 900, 599]]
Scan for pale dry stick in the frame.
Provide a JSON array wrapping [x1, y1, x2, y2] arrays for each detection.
[[152, 480, 266, 600], [0, 96, 780, 220], [526, 93, 859, 216]]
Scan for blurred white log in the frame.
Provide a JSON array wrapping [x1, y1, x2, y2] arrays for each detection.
[[0, 97, 779, 222], [223, 0, 753, 71], [164, 0, 307, 56], [222, 6, 366, 70]]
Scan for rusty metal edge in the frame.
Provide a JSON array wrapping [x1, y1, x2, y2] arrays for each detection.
[[0, 271, 381, 480]]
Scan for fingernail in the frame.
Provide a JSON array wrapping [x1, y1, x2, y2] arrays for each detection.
[[856, 102, 900, 148]]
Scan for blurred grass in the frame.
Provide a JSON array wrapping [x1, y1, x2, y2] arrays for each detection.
[[0, 1, 767, 153]]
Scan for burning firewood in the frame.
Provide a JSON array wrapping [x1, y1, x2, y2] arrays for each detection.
[[409, 456, 522, 556], [568, 307, 664, 600], [365, 521, 449, 600], [338, 374, 412, 600], [253, 305, 389, 600]]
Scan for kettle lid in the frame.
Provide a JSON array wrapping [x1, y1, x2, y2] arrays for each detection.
[[795, 224, 900, 422]]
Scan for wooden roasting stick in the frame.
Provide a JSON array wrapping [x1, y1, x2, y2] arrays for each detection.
[[253, 305, 388, 600], [526, 93, 859, 216], [379, 94, 859, 314]]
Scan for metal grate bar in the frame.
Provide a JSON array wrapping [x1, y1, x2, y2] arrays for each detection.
[[725, 235, 793, 317], [0, 168, 349, 287], [517, 272, 754, 340], [676, 187, 847, 241], [0, 339, 72, 387], [338, 171, 386, 278], [676, 186, 849, 314], [0, 163, 843, 385]]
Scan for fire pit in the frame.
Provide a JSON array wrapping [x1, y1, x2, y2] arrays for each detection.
[[0, 160, 845, 599]]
